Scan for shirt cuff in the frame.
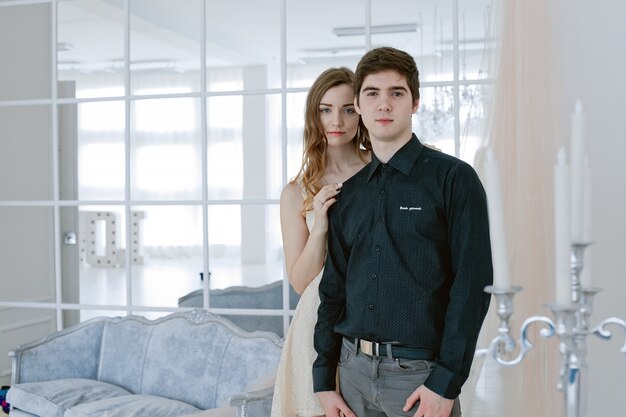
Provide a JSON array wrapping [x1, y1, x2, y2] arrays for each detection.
[[312, 366, 337, 392], [423, 363, 463, 399]]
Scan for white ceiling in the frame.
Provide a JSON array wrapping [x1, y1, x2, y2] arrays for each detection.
[[57, 0, 494, 74]]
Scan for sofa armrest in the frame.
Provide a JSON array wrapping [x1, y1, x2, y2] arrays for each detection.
[[228, 386, 274, 417]]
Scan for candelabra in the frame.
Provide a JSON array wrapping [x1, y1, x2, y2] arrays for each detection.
[[484, 243, 626, 417]]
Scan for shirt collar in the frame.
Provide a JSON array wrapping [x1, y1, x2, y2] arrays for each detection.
[[367, 134, 424, 181]]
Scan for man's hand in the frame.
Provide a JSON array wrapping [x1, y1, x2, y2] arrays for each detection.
[[316, 391, 356, 417], [403, 385, 453, 417]]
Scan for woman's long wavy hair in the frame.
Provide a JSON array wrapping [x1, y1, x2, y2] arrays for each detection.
[[292, 67, 370, 212]]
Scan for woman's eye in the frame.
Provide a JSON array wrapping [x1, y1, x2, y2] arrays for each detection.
[[319, 107, 331, 113], [344, 108, 356, 114]]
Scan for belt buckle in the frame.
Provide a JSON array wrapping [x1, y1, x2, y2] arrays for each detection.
[[359, 339, 380, 356]]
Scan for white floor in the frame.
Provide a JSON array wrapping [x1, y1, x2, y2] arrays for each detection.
[[79, 255, 284, 320]]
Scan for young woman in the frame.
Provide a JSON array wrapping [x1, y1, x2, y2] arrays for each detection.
[[270, 67, 370, 417]]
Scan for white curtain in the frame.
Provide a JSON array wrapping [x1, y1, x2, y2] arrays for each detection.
[[465, 1, 566, 416]]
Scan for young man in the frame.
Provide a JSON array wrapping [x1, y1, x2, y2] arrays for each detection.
[[312, 47, 493, 417]]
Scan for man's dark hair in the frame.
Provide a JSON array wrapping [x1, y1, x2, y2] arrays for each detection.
[[354, 46, 420, 104]]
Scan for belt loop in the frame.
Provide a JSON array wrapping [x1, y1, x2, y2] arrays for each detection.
[[385, 343, 393, 360], [354, 337, 360, 354], [371, 356, 380, 380]]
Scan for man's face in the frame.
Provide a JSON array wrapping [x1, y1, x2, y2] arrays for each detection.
[[355, 70, 419, 144]]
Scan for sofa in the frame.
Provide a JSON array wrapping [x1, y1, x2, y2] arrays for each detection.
[[7, 310, 283, 417], [178, 280, 300, 337]]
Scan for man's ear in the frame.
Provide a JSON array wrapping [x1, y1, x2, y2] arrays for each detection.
[[354, 96, 362, 115], [412, 98, 420, 114]]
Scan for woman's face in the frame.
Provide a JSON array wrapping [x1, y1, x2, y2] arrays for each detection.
[[318, 83, 359, 147]]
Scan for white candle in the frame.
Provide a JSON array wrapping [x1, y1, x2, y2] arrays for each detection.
[[555, 148, 571, 305], [569, 100, 586, 243], [581, 162, 593, 288], [484, 148, 510, 289]]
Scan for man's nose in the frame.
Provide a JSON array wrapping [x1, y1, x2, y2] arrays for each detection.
[[378, 96, 391, 112]]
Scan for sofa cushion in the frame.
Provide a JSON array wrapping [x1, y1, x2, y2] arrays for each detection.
[[63, 394, 201, 417], [178, 407, 237, 417], [7, 378, 130, 417], [5, 409, 40, 417]]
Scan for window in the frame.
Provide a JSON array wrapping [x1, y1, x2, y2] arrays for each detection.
[[0, 0, 495, 344]]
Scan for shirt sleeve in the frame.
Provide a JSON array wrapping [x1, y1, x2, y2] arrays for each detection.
[[424, 162, 493, 399], [312, 209, 348, 392]]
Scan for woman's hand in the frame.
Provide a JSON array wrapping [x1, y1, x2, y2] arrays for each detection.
[[424, 142, 442, 152], [311, 183, 342, 234]]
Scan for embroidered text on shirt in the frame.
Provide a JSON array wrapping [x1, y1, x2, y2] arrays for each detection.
[[400, 206, 422, 211]]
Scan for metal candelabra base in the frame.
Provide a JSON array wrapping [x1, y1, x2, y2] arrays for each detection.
[[484, 243, 626, 417]]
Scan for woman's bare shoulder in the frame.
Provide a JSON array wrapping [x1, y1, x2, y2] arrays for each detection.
[[280, 181, 305, 209]]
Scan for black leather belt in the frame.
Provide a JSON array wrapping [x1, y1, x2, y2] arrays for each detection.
[[353, 338, 436, 361]]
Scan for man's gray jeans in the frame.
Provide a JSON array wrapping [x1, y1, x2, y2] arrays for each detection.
[[338, 338, 462, 417]]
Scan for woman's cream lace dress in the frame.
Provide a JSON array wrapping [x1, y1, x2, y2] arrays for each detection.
[[270, 211, 325, 417]]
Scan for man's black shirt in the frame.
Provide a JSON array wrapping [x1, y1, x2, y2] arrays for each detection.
[[312, 135, 493, 399]]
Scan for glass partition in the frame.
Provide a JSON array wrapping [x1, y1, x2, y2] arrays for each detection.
[[206, 0, 281, 91], [0, 207, 55, 303], [0, 3, 51, 100], [130, 0, 203, 95], [0, 105, 53, 200], [286, 0, 365, 87], [58, 0, 125, 97]]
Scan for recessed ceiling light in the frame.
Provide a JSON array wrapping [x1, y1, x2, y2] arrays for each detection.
[[57, 42, 74, 52], [332, 24, 418, 37]]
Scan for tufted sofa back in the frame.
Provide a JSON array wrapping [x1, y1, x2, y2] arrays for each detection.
[[11, 310, 283, 411], [95, 311, 282, 410]]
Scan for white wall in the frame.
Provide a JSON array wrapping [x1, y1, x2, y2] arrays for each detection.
[[555, 0, 626, 414], [0, 3, 58, 386]]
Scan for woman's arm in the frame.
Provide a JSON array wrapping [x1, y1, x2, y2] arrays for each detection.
[[279, 182, 340, 294]]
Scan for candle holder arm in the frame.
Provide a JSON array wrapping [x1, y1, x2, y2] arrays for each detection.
[[484, 286, 557, 366], [489, 315, 556, 366], [592, 317, 626, 354]]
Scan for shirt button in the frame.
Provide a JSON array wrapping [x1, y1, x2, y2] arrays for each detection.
[[377, 216, 382, 222], [375, 245, 380, 251], [368, 304, 374, 310], [379, 189, 385, 194], [371, 273, 377, 279]]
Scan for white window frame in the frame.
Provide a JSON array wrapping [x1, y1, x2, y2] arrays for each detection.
[[0, 0, 492, 337]]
